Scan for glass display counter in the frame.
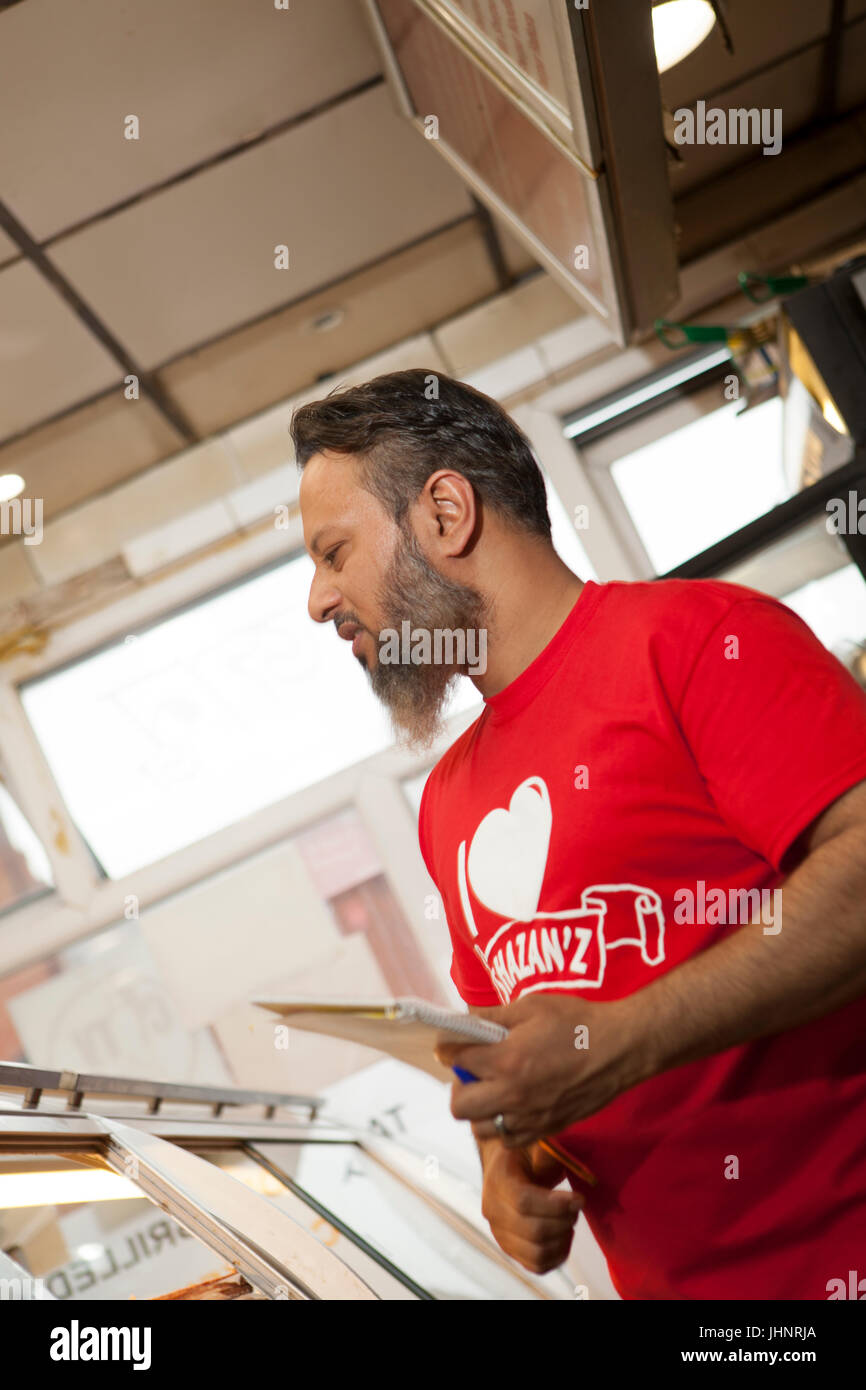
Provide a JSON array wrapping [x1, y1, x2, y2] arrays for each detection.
[[0, 1063, 573, 1301]]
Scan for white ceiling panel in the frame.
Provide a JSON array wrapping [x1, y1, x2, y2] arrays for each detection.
[[158, 222, 499, 436], [48, 84, 474, 369], [0, 261, 120, 441], [490, 215, 537, 278], [0, 0, 382, 241], [0, 393, 185, 522]]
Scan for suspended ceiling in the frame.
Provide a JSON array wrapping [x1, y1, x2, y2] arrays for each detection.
[[0, 0, 865, 529]]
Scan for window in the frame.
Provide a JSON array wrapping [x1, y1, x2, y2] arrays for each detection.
[[571, 362, 790, 575], [718, 514, 866, 672], [0, 806, 447, 1087], [566, 353, 866, 666], [545, 466, 596, 579], [0, 781, 53, 916], [20, 556, 391, 877], [402, 771, 430, 818], [0, 919, 229, 1083], [607, 396, 787, 573], [782, 566, 866, 663], [18, 554, 479, 879]]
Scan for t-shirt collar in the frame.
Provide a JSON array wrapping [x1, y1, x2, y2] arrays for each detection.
[[483, 579, 603, 724]]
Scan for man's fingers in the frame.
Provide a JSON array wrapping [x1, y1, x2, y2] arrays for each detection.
[[469, 1108, 551, 1148], [450, 1076, 521, 1120], [436, 1040, 506, 1075], [473, 1120, 546, 1149], [523, 1188, 583, 1223], [486, 1205, 579, 1255], [500, 1182, 582, 1223], [493, 1228, 575, 1276]]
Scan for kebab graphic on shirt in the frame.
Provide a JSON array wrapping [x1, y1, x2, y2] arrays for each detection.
[[455, 776, 666, 1005]]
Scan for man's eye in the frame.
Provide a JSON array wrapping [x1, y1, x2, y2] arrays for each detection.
[[324, 547, 340, 567]]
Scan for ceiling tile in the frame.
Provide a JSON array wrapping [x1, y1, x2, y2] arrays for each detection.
[[321, 331, 448, 389], [660, 0, 832, 110], [0, 226, 20, 268], [490, 215, 538, 278], [839, 15, 866, 108], [0, 393, 185, 521], [158, 221, 497, 435], [0, 0, 382, 240], [675, 109, 866, 260], [0, 261, 120, 440], [225, 332, 447, 482], [465, 346, 547, 400], [668, 45, 829, 194], [435, 272, 578, 375], [28, 437, 239, 586], [49, 84, 474, 369], [122, 500, 238, 579], [0, 542, 40, 599]]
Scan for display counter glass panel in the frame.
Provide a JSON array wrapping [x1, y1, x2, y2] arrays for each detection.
[[0, 1152, 241, 1301], [197, 1147, 418, 1300], [249, 1140, 547, 1300]]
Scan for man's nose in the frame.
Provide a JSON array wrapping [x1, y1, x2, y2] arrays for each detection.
[[308, 568, 341, 624]]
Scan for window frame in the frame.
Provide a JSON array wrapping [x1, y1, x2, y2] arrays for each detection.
[[0, 504, 481, 992]]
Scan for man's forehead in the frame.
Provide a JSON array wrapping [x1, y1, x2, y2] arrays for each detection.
[[300, 448, 358, 497], [301, 451, 356, 518], [299, 450, 382, 546]]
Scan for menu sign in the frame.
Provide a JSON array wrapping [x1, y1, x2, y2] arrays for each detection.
[[376, 0, 614, 326], [371, 0, 679, 342], [437, 0, 572, 112]]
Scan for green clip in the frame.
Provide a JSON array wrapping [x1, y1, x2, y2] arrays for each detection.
[[738, 271, 809, 304], [654, 319, 731, 349]]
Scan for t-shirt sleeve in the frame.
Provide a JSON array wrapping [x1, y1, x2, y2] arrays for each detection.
[[418, 774, 501, 1006], [675, 595, 866, 870]]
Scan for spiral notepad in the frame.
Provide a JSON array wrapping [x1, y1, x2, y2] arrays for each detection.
[[253, 996, 507, 1079]]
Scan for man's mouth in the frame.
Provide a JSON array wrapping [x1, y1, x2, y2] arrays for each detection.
[[337, 621, 366, 660]]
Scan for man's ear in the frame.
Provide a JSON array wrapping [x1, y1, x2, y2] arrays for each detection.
[[414, 469, 478, 557]]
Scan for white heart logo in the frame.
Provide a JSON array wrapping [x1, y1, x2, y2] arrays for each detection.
[[467, 777, 552, 923]]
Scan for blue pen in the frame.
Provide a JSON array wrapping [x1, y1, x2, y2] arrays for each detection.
[[450, 1066, 598, 1187], [452, 1064, 478, 1084]]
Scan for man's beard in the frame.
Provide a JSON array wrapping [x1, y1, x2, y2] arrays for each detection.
[[365, 527, 489, 750]]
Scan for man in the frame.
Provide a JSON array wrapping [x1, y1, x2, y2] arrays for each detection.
[[293, 367, 866, 1300]]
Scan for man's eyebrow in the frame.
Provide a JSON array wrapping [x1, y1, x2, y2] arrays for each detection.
[[309, 528, 332, 556]]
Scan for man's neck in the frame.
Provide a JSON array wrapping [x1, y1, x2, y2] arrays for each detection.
[[470, 551, 586, 698]]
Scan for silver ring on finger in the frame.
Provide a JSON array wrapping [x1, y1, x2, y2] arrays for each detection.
[[494, 1112, 509, 1138]]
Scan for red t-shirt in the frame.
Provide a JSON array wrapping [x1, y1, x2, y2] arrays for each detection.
[[418, 577, 866, 1300]]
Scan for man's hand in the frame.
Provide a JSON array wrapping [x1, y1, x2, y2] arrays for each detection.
[[435, 993, 650, 1149], [478, 1139, 584, 1275]]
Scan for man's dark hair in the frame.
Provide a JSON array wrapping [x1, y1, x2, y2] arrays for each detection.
[[290, 368, 552, 540]]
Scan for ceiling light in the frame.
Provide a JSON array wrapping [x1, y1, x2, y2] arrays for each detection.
[[821, 397, 847, 434], [652, 0, 717, 72], [308, 308, 345, 333], [0, 473, 26, 503], [0, 1168, 140, 1209]]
